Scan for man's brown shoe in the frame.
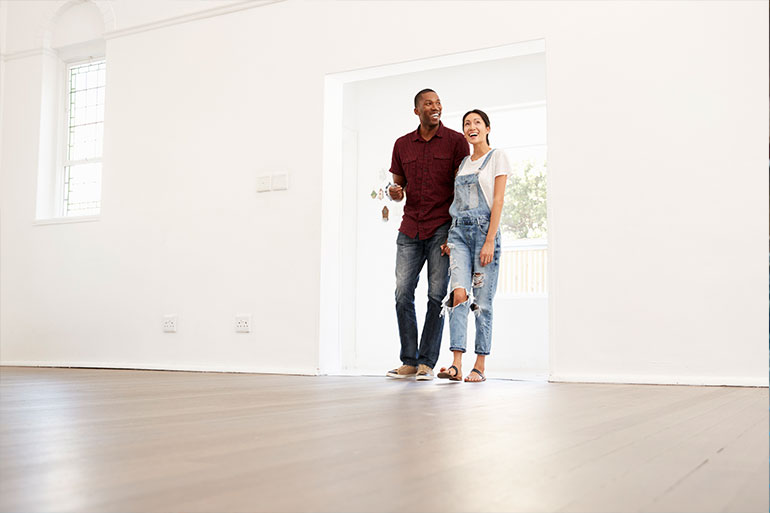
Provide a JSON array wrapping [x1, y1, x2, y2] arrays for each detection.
[[386, 365, 417, 379], [415, 364, 434, 381]]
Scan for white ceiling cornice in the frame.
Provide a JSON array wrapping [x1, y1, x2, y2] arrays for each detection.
[[103, 0, 284, 41], [1, 0, 286, 61]]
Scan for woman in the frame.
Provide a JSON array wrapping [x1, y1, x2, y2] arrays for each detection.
[[437, 109, 510, 383]]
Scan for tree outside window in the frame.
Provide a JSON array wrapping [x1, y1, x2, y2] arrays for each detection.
[[501, 159, 547, 242]]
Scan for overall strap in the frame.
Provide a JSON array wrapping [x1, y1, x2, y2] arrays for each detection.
[[478, 148, 496, 170]]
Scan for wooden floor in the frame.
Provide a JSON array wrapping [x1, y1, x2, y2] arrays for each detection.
[[0, 367, 766, 513]]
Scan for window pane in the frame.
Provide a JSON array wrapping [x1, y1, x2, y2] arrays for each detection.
[[73, 107, 86, 126], [86, 106, 96, 124], [69, 123, 102, 160], [75, 90, 87, 111], [95, 125, 104, 153], [87, 70, 98, 89], [65, 60, 105, 216], [87, 88, 98, 106], [67, 128, 77, 160], [76, 72, 87, 91], [64, 163, 101, 216]]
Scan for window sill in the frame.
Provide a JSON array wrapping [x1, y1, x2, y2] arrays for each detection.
[[34, 215, 100, 226]]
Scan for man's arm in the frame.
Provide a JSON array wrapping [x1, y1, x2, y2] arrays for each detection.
[[452, 132, 471, 175], [388, 142, 407, 201]]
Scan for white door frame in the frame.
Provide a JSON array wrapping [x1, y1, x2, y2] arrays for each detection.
[[319, 40, 548, 375]]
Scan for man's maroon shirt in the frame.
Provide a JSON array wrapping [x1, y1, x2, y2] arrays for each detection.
[[389, 122, 469, 240]]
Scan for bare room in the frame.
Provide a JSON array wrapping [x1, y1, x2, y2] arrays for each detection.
[[0, 1, 767, 512]]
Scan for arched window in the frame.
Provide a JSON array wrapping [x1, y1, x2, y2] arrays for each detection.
[[36, 0, 112, 220]]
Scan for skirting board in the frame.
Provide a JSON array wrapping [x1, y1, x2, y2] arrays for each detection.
[[549, 373, 768, 388], [2, 362, 765, 387], [0, 361, 319, 376]]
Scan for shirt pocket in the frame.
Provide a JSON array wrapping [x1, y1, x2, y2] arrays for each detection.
[[431, 152, 454, 186], [400, 155, 418, 181]]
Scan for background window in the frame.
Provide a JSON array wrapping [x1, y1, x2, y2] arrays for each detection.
[[63, 59, 105, 216]]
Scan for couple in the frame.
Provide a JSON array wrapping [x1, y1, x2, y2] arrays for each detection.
[[385, 88, 510, 383]]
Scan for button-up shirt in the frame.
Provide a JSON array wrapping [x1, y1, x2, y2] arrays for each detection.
[[389, 122, 469, 240]]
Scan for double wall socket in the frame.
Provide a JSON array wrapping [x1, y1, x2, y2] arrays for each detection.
[[163, 314, 178, 333], [235, 314, 252, 333], [162, 314, 250, 333]]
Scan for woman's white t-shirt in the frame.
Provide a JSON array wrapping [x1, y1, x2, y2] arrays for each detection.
[[456, 149, 511, 209]]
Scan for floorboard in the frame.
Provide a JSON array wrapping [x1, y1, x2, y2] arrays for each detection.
[[1, 367, 766, 513]]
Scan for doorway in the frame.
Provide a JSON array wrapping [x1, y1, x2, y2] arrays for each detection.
[[320, 41, 549, 379]]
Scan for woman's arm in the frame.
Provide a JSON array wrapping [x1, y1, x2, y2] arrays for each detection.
[[479, 175, 507, 267]]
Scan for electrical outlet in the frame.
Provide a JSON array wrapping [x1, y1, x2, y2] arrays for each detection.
[[163, 314, 178, 333], [235, 314, 251, 333]]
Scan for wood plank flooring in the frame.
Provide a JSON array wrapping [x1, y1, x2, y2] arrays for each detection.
[[0, 367, 766, 513]]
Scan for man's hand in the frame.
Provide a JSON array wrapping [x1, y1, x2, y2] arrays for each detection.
[[441, 242, 451, 256], [388, 184, 404, 201]]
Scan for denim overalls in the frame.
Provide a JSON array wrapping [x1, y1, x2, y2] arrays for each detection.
[[444, 150, 501, 355]]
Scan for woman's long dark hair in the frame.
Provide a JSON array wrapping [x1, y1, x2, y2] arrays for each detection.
[[462, 109, 491, 145]]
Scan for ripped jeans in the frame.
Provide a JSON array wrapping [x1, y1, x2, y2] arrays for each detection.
[[445, 217, 501, 355]]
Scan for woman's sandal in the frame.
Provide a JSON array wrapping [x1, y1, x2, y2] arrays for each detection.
[[437, 365, 462, 381], [464, 368, 486, 382]]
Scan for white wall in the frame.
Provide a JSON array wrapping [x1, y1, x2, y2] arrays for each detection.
[[51, 1, 104, 49], [0, 0, 6, 184], [1, 1, 767, 385]]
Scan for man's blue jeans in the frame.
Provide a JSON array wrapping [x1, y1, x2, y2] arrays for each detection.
[[394, 223, 450, 369]]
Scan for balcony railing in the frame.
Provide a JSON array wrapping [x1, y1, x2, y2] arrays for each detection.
[[497, 239, 547, 296]]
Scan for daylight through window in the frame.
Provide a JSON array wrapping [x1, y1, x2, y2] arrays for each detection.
[[63, 60, 105, 216]]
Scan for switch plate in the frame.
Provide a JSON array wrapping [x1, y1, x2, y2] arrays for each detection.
[[271, 173, 289, 191], [256, 175, 271, 192]]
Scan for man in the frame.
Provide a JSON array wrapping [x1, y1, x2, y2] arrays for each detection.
[[386, 89, 469, 381]]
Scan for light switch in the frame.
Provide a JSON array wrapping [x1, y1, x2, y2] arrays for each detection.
[[256, 175, 271, 192], [271, 174, 289, 191]]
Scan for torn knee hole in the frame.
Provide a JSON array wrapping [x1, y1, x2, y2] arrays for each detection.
[[452, 287, 469, 306], [445, 288, 470, 309]]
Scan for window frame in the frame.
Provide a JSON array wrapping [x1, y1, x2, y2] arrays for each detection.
[[58, 56, 106, 218]]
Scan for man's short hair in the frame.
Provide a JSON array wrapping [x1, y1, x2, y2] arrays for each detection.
[[414, 88, 436, 108]]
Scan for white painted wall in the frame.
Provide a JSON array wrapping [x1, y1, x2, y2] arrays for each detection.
[[0, 0, 6, 182], [0, 0, 247, 55], [1, 1, 767, 385], [51, 1, 104, 49]]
